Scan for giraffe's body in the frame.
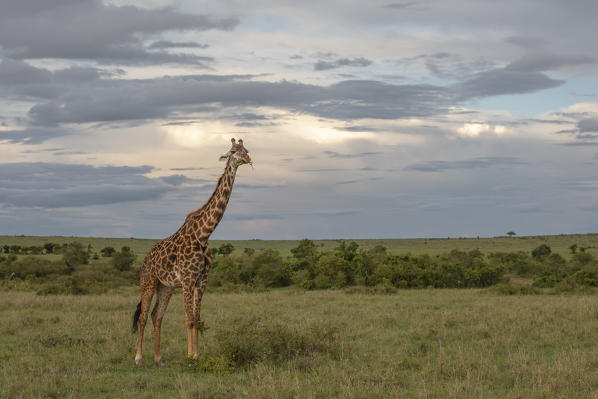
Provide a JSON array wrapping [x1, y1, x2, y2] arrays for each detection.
[[133, 139, 251, 367]]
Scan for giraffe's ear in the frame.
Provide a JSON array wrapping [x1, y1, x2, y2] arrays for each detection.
[[219, 152, 230, 161]]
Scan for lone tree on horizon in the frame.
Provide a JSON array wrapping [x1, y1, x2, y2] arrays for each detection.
[[507, 231, 516, 237]]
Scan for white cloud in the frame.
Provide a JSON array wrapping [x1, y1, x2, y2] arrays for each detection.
[[456, 123, 491, 137]]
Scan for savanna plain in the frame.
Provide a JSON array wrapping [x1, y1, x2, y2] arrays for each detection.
[[2, 235, 598, 398]]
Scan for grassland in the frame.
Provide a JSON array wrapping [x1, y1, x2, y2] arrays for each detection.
[[2, 288, 598, 398], [2, 233, 598, 259]]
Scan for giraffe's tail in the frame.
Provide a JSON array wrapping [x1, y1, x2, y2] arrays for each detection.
[[132, 301, 142, 333]]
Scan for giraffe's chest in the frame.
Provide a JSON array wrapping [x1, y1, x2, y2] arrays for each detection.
[[152, 244, 209, 287]]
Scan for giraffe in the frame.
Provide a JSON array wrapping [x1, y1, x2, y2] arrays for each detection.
[[132, 138, 252, 367]]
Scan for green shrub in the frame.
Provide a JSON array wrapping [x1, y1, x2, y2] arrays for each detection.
[[112, 246, 136, 271], [63, 242, 89, 270], [211, 318, 339, 368], [532, 244, 551, 261], [488, 283, 542, 295]]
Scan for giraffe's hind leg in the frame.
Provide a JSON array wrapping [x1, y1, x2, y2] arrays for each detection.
[[135, 272, 158, 366], [151, 282, 174, 367]]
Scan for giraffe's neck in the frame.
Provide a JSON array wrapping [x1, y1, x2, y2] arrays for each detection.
[[185, 158, 239, 242]]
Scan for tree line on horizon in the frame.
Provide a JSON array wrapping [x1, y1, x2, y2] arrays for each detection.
[[1, 239, 598, 295]]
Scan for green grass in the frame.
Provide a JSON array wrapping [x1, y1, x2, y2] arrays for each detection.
[[2, 288, 598, 398], [2, 233, 598, 259]]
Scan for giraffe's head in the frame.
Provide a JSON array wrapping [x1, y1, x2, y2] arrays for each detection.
[[219, 138, 252, 167]]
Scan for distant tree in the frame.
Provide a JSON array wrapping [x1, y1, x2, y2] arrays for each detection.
[[216, 243, 235, 256], [569, 244, 578, 254], [43, 243, 55, 254], [112, 246, 136, 271], [28, 246, 43, 255], [507, 231, 516, 237], [335, 241, 359, 262], [63, 242, 90, 271], [9, 245, 22, 254], [243, 247, 255, 256], [100, 247, 116, 257], [531, 244, 551, 261], [291, 239, 318, 260]]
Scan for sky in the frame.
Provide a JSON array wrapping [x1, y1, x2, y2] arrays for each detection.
[[1, 0, 597, 240]]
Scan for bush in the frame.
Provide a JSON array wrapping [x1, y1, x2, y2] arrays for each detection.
[[100, 247, 116, 257], [216, 243, 235, 256], [112, 246, 136, 271], [210, 317, 339, 369], [488, 283, 542, 295], [63, 242, 89, 270], [532, 244, 551, 261]]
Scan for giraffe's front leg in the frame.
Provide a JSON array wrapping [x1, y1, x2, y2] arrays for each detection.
[[181, 283, 195, 358], [191, 279, 207, 359]]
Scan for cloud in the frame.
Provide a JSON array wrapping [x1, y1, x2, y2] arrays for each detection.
[[455, 68, 564, 99], [159, 174, 208, 186], [381, 2, 417, 9], [506, 53, 597, 73], [0, 162, 178, 208], [0, 0, 237, 65], [578, 118, 598, 133], [324, 151, 382, 158], [1, 54, 577, 133], [148, 41, 209, 50], [0, 127, 74, 144], [404, 157, 525, 172], [15, 71, 452, 127], [314, 57, 373, 71]]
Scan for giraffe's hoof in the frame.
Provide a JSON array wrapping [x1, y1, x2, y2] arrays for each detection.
[[155, 360, 165, 368], [135, 358, 143, 367]]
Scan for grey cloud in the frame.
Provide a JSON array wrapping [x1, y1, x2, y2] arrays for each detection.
[[577, 134, 598, 140], [53, 151, 86, 156], [297, 167, 377, 172], [382, 2, 417, 9], [0, 0, 237, 65], [2, 60, 577, 131], [148, 41, 209, 49], [225, 213, 284, 221], [170, 167, 208, 171], [21, 73, 452, 127], [235, 184, 286, 190], [404, 157, 525, 172], [0, 162, 177, 208], [555, 118, 598, 144], [578, 119, 598, 133], [527, 118, 572, 125], [324, 151, 382, 158], [455, 68, 564, 99], [0, 127, 73, 144], [314, 57, 373, 71], [506, 53, 596, 73], [560, 142, 598, 147], [160, 174, 209, 186], [335, 125, 383, 132]]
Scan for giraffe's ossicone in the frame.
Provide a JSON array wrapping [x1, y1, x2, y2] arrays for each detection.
[[132, 138, 252, 367]]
